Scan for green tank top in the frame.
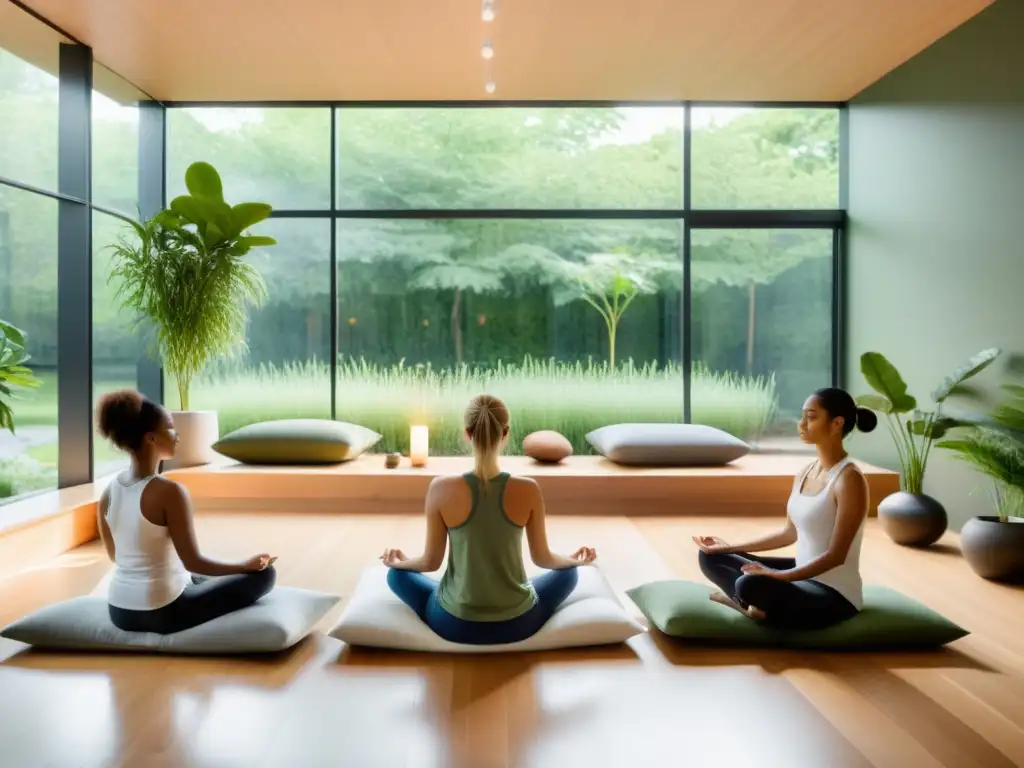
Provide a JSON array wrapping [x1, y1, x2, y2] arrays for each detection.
[[435, 472, 538, 622]]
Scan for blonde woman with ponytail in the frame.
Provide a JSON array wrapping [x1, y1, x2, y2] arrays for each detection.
[[382, 394, 597, 645]]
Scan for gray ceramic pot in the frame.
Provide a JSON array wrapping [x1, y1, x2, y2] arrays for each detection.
[[878, 491, 948, 547], [960, 516, 1024, 581]]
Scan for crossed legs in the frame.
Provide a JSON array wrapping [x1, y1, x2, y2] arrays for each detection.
[[698, 551, 857, 631], [386, 567, 579, 645], [108, 568, 277, 635]]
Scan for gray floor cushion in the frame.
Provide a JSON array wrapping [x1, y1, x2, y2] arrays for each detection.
[[1, 587, 340, 654], [586, 423, 750, 466]]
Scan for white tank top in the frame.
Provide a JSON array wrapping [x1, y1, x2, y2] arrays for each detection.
[[105, 473, 191, 611], [787, 457, 864, 610]]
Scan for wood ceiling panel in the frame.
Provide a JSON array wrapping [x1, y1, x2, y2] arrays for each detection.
[[10, 0, 996, 101], [0, 0, 67, 77]]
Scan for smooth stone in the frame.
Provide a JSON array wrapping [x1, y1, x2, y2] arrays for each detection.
[[523, 430, 573, 463]]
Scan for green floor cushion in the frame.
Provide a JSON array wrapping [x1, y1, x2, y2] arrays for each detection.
[[213, 419, 381, 465], [626, 580, 968, 649]]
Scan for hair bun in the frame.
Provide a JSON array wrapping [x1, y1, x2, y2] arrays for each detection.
[[96, 389, 143, 441], [855, 407, 878, 434]]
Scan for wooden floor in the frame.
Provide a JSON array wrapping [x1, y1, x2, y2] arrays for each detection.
[[1, 512, 1023, 768]]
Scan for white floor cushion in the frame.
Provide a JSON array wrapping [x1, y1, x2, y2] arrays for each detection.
[[0, 573, 340, 654], [328, 565, 644, 653]]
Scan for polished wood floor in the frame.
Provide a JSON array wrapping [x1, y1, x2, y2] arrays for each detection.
[[1, 512, 1023, 768]]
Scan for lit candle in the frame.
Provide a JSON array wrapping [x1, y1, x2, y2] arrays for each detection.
[[410, 425, 429, 467]]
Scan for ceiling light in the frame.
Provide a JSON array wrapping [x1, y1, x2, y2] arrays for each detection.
[[485, 81, 496, 94], [482, 0, 496, 22], [481, 40, 494, 59]]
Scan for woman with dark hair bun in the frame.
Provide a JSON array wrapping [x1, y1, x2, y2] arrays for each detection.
[[95, 389, 277, 634], [693, 387, 877, 631]]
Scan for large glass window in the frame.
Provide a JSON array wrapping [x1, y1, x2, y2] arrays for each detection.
[[92, 211, 140, 476], [0, 6, 65, 502], [691, 229, 833, 446], [150, 103, 842, 460], [691, 108, 839, 209], [167, 108, 331, 210], [185, 219, 332, 432], [1, 23, 848, 491], [92, 64, 141, 214], [0, 12, 63, 192], [336, 219, 683, 454], [0, 186, 58, 498], [336, 107, 683, 210]]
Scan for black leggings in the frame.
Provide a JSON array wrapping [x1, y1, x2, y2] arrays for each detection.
[[108, 567, 277, 635], [698, 551, 856, 631]]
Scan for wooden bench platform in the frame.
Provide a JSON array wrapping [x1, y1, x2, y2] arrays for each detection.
[[0, 480, 107, 582], [166, 453, 900, 517]]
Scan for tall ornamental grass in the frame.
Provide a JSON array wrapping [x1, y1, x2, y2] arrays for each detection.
[[190, 357, 778, 455]]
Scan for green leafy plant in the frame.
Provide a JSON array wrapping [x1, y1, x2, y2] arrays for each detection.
[[0, 320, 42, 432], [564, 252, 679, 370], [856, 348, 1002, 494], [109, 162, 275, 410], [936, 380, 1024, 522], [578, 270, 637, 371], [0, 454, 53, 499]]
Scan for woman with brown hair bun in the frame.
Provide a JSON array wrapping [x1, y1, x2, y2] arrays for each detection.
[[95, 389, 276, 634], [381, 394, 597, 645]]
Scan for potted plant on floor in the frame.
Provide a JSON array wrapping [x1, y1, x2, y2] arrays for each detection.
[[935, 382, 1024, 580], [0, 320, 42, 433], [109, 162, 274, 468], [856, 347, 1001, 547]]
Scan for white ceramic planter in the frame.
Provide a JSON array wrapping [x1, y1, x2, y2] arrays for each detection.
[[164, 410, 220, 470]]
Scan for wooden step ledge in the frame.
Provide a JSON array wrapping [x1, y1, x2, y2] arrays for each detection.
[[0, 478, 111, 583], [166, 454, 900, 517]]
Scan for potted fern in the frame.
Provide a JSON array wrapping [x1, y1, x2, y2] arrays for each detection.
[[937, 382, 1024, 580], [110, 162, 274, 468], [0, 320, 42, 432], [855, 347, 1001, 547]]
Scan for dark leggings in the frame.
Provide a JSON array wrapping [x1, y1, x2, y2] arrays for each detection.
[[387, 567, 579, 645], [698, 551, 857, 631], [108, 567, 277, 635]]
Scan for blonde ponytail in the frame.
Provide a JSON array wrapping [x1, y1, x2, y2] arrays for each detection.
[[464, 394, 509, 492]]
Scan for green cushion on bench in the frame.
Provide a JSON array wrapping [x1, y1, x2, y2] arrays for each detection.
[[626, 580, 968, 649], [213, 419, 381, 465]]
